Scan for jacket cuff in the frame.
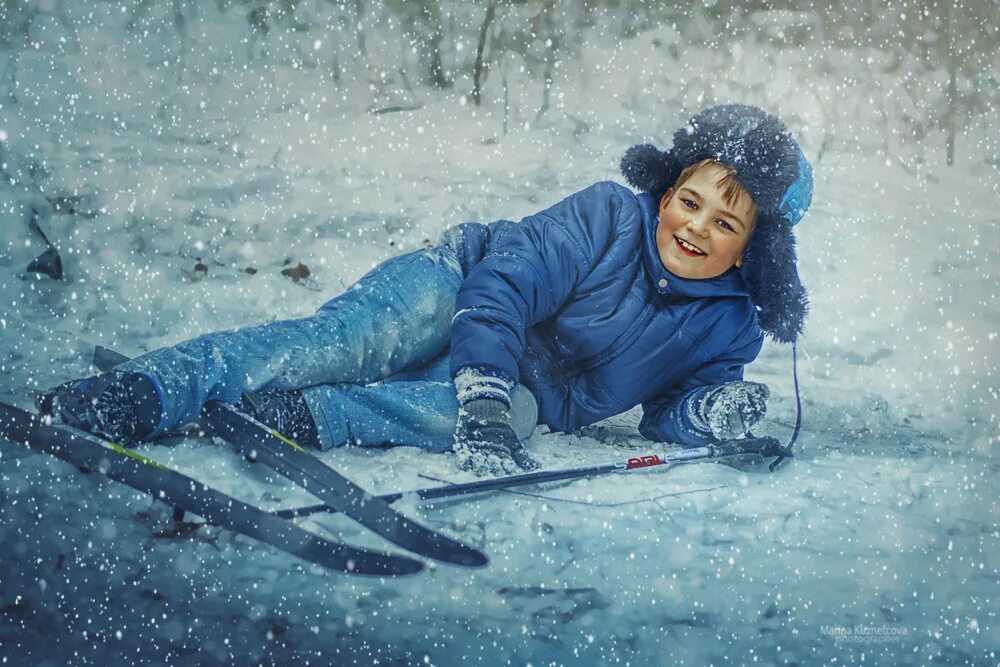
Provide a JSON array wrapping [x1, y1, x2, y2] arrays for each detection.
[[460, 398, 512, 423], [667, 386, 714, 442], [682, 386, 714, 434], [454, 365, 515, 408]]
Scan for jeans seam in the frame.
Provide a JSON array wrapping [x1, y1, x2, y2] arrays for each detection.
[[301, 389, 343, 450]]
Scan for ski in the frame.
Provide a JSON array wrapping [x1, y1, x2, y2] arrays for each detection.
[[202, 401, 488, 567], [0, 401, 423, 577], [272, 436, 792, 519], [92, 346, 488, 569]]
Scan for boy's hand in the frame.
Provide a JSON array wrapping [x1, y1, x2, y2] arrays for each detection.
[[693, 381, 770, 440], [454, 399, 539, 476]]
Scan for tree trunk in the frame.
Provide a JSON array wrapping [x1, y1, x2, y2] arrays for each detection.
[[945, 0, 957, 166], [472, 0, 497, 106], [425, 2, 449, 88], [534, 0, 557, 122], [354, 0, 367, 58]]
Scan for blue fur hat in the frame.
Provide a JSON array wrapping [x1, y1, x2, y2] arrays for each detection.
[[620, 104, 813, 344]]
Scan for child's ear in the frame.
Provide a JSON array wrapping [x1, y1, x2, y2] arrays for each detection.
[[659, 188, 674, 212]]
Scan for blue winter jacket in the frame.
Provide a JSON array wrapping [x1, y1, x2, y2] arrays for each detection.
[[447, 181, 764, 446]]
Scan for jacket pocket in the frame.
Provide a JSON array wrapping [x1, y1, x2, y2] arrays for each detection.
[[569, 301, 656, 375]]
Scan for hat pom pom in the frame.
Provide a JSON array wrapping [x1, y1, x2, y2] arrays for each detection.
[[620, 144, 680, 198]]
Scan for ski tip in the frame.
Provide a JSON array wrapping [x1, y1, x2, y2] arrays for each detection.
[[351, 553, 426, 577], [380, 514, 489, 567], [450, 547, 489, 568], [414, 530, 489, 568], [93, 345, 130, 372], [468, 552, 490, 568]]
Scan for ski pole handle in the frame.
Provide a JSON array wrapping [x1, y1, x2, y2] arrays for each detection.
[[707, 436, 790, 459]]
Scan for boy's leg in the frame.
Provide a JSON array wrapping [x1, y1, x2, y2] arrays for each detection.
[[301, 353, 538, 452], [117, 246, 464, 437]]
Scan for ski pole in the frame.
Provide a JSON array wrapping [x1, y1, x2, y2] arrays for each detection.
[[273, 436, 791, 519], [94, 347, 795, 517]]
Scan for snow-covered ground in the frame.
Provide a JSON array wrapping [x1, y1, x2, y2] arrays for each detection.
[[1, 3, 998, 665]]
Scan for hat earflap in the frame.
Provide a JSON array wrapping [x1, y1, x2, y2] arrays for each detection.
[[620, 144, 682, 203], [741, 214, 808, 343]]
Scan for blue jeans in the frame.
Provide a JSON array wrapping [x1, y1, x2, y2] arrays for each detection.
[[118, 242, 537, 452]]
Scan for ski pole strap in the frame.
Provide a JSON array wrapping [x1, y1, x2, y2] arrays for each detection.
[[768, 342, 803, 472]]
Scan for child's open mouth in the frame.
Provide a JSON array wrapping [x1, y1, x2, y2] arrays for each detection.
[[675, 236, 706, 257]]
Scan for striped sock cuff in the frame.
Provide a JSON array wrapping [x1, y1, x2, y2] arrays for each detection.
[[454, 366, 515, 408]]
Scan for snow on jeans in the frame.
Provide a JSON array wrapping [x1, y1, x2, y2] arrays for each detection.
[[117, 240, 538, 452]]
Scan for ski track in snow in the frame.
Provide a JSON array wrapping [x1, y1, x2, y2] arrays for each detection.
[[0, 4, 997, 665]]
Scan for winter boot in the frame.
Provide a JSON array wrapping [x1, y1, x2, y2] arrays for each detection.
[[36, 372, 161, 444], [237, 389, 321, 450]]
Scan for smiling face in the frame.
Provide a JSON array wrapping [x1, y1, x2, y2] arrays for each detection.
[[655, 161, 757, 280]]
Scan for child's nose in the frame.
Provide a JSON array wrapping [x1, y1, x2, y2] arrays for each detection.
[[687, 216, 710, 235]]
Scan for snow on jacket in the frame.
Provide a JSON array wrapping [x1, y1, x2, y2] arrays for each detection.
[[446, 181, 764, 447]]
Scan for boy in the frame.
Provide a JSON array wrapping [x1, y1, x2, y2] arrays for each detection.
[[39, 104, 813, 476]]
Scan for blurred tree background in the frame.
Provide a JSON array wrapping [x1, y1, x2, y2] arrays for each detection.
[[1, 0, 997, 168]]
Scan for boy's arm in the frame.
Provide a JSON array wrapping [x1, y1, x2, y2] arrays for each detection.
[[639, 334, 765, 447], [449, 181, 635, 405]]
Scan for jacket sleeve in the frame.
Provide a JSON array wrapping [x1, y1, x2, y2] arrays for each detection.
[[449, 181, 634, 386], [638, 331, 764, 447]]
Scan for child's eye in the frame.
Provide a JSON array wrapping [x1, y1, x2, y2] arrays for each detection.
[[681, 198, 697, 210], [717, 220, 735, 232]]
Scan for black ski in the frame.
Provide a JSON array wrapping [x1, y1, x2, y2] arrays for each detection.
[[0, 401, 423, 577], [202, 401, 487, 567], [93, 346, 488, 569]]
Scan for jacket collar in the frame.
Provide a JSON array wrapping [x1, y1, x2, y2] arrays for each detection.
[[636, 192, 750, 300]]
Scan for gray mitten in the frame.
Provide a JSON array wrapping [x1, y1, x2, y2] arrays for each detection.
[[454, 399, 539, 476], [688, 381, 770, 440]]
